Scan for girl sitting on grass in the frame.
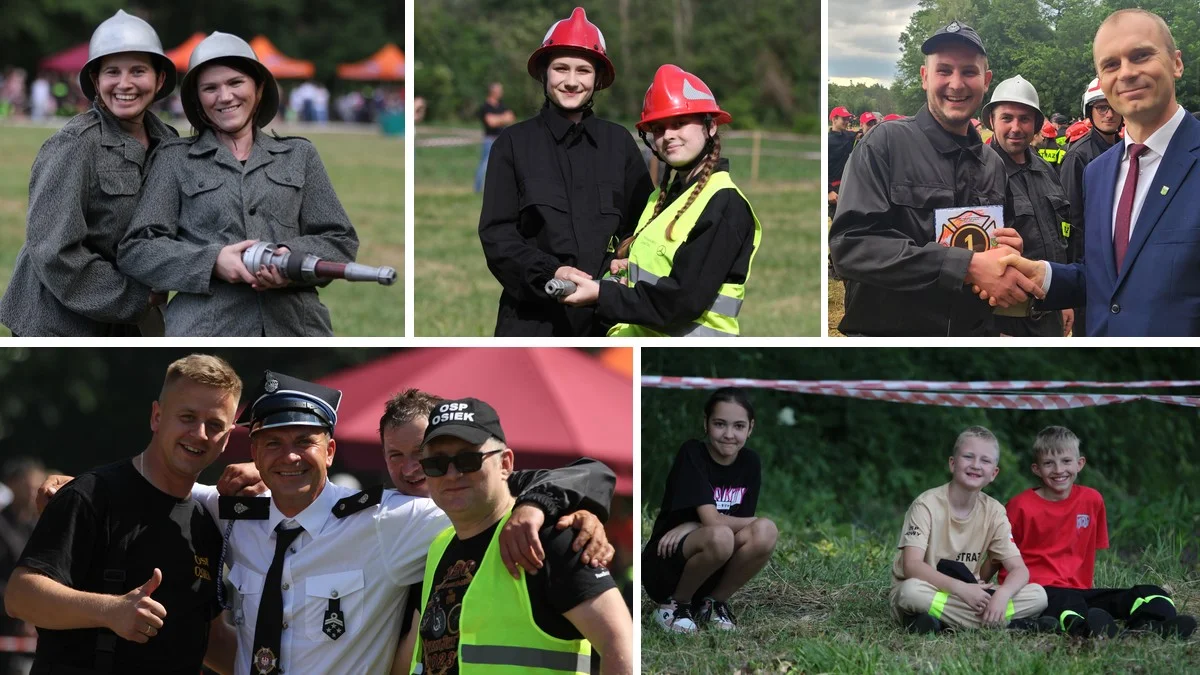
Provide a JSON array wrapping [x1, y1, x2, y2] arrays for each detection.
[[643, 387, 777, 633]]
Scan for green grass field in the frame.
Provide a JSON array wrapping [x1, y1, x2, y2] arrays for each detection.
[[414, 126, 821, 336], [640, 515, 1200, 673], [0, 125, 403, 336]]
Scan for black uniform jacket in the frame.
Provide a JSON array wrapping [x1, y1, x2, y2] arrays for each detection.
[[829, 105, 1007, 336], [478, 105, 653, 337], [993, 145, 1070, 337], [1060, 128, 1117, 262]]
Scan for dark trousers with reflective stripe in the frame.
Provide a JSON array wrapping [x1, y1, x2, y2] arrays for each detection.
[[1043, 585, 1177, 630]]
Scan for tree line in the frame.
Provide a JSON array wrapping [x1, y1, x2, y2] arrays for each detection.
[[415, 0, 820, 132], [830, 0, 1199, 121]]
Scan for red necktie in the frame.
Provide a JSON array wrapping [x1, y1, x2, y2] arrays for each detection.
[[1114, 143, 1148, 271]]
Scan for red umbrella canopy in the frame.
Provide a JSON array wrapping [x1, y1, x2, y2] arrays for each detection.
[[227, 349, 633, 495], [39, 42, 91, 73]]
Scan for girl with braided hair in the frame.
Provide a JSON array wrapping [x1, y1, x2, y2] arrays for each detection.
[[559, 65, 762, 337]]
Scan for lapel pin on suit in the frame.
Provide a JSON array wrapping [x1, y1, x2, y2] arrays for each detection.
[[1161, 186, 1169, 196]]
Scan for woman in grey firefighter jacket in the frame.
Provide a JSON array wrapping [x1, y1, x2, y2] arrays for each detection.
[[118, 32, 358, 337], [0, 10, 177, 337]]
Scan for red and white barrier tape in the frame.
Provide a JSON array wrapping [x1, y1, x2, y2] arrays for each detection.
[[0, 636, 36, 653], [641, 377, 1200, 409]]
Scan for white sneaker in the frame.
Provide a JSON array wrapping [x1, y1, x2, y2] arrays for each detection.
[[654, 599, 698, 633]]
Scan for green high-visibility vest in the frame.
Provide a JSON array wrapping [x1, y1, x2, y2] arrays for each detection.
[[411, 513, 591, 674], [608, 171, 762, 337]]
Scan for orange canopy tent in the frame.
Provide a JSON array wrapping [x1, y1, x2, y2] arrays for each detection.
[[166, 32, 205, 71], [249, 35, 315, 79], [337, 43, 404, 81]]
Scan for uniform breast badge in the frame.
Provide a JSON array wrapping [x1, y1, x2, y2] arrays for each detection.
[[253, 646, 278, 674], [935, 205, 1004, 251], [323, 598, 346, 640]]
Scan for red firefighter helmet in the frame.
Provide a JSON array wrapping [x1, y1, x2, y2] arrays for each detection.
[[1066, 119, 1092, 144], [637, 64, 732, 131], [527, 7, 615, 90], [1041, 120, 1058, 138]]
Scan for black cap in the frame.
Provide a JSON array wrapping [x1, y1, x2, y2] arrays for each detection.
[[921, 21, 986, 57], [236, 370, 342, 435], [422, 398, 506, 447]]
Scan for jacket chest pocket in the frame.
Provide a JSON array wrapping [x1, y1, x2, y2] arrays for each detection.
[[517, 179, 569, 237], [98, 169, 142, 197], [304, 569, 364, 642], [228, 564, 265, 629], [595, 182, 625, 238], [889, 183, 954, 240], [263, 165, 306, 230]]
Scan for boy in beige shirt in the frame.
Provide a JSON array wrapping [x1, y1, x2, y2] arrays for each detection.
[[890, 426, 1048, 633]]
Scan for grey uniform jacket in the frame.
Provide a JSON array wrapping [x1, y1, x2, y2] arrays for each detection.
[[829, 105, 1007, 337], [118, 129, 359, 336], [0, 105, 176, 336]]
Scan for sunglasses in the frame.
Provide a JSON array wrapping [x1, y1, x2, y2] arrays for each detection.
[[419, 449, 503, 477]]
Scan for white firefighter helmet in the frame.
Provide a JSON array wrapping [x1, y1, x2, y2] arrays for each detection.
[[180, 32, 279, 131], [1082, 78, 1107, 119], [80, 10, 176, 102], [981, 75, 1044, 131]]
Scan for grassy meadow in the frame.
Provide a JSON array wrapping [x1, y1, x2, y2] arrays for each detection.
[[640, 513, 1199, 673], [0, 124, 403, 336], [414, 125, 822, 336]]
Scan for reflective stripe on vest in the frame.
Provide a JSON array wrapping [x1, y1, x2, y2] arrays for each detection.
[[607, 171, 762, 338], [462, 645, 590, 672], [411, 514, 591, 675], [628, 263, 745, 316]]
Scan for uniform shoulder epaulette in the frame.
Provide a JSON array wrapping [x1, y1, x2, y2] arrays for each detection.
[[333, 485, 384, 518], [272, 133, 312, 145], [219, 495, 271, 519]]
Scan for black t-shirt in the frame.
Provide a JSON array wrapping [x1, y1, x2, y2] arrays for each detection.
[[418, 519, 616, 675], [18, 460, 222, 675], [480, 100, 511, 137], [647, 439, 761, 546]]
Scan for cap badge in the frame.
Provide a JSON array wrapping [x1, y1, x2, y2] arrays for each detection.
[[946, 21, 961, 32], [265, 377, 279, 393]]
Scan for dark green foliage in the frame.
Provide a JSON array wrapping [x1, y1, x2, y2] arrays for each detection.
[[642, 348, 1200, 553], [415, 0, 820, 133], [0, 1, 402, 85], [887, 0, 1199, 119]]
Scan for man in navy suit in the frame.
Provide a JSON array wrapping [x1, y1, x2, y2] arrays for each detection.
[[988, 9, 1197, 336]]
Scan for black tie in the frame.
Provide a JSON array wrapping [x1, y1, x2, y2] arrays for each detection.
[[251, 524, 304, 675]]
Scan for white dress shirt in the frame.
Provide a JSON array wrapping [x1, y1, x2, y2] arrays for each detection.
[[1040, 104, 1187, 290], [193, 481, 450, 675], [1110, 104, 1187, 241]]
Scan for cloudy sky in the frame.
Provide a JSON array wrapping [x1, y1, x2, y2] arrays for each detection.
[[829, 0, 921, 87]]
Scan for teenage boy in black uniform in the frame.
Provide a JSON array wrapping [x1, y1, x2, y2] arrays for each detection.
[[4, 355, 240, 675], [829, 21, 1045, 336], [827, 106, 856, 220], [478, 7, 653, 337]]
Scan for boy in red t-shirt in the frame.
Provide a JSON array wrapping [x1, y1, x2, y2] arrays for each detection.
[[987, 426, 1195, 639]]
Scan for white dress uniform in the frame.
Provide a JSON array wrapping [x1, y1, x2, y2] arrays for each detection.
[[193, 480, 449, 675]]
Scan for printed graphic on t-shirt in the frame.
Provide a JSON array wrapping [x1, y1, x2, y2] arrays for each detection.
[[1076, 514, 1090, 529], [421, 558, 476, 675], [714, 486, 746, 512], [955, 550, 983, 563]]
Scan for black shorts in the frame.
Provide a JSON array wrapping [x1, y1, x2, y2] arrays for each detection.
[[641, 532, 727, 605]]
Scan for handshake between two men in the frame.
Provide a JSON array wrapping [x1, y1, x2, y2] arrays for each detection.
[[965, 227, 1047, 309]]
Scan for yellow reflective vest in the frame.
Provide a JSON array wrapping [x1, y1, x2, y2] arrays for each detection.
[[411, 513, 591, 674], [607, 171, 762, 337]]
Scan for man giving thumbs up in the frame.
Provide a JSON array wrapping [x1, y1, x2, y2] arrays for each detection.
[[4, 355, 242, 675]]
